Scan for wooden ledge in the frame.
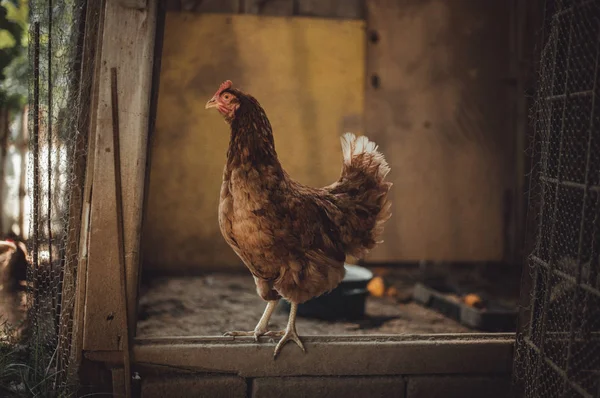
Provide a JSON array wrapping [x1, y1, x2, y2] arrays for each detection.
[[127, 334, 514, 377], [117, 0, 147, 9]]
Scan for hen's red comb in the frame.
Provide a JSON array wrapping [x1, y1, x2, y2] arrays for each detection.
[[214, 80, 233, 96]]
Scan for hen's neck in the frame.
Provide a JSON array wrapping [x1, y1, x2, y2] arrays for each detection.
[[226, 96, 282, 173]]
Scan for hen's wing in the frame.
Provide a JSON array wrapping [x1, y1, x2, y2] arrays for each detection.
[[265, 186, 348, 302]]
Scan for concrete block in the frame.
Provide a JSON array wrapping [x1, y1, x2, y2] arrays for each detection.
[[406, 376, 511, 398], [141, 375, 246, 398], [252, 376, 405, 398]]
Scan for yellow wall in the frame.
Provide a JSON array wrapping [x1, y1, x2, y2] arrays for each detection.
[[142, 13, 365, 271], [143, 3, 516, 273]]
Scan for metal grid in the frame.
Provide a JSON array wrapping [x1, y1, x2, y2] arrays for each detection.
[[515, 0, 600, 397], [26, 0, 90, 395]]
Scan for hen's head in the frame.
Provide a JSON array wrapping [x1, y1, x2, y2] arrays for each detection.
[[205, 80, 242, 122]]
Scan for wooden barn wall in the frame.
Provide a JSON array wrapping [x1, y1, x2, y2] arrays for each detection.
[[365, 0, 515, 263], [142, 0, 516, 272]]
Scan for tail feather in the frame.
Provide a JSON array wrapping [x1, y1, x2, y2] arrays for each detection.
[[341, 132, 391, 180], [332, 133, 392, 258]]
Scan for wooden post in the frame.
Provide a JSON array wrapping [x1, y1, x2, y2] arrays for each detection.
[[56, 0, 105, 388], [72, 0, 107, 375], [110, 66, 132, 398], [82, 0, 157, 352], [75, 4, 157, 396], [119, 0, 147, 9]]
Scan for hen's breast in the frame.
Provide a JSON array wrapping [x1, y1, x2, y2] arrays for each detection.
[[231, 168, 274, 248], [219, 165, 283, 278]]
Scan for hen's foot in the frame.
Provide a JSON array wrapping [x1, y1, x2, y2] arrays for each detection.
[[263, 330, 284, 337], [273, 328, 305, 358], [224, 328, 280, 342]]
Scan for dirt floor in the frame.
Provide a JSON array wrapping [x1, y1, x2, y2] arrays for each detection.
[[137, 264, 521, 337]]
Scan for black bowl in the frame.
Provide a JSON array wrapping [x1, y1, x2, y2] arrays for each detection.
[[279, 264, 373, 321]]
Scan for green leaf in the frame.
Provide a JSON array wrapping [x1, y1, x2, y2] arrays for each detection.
[[3, 0, 28, 34], [0, 29, 15, 49]]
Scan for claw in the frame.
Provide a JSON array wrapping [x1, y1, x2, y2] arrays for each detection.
[[224, 328, 276, 341], [273, 328, 306, 358], [223, 330, 255, 338], [264, 330, 285, 337]]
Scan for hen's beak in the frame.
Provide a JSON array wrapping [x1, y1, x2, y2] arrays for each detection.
[[205, 97, 217, 109]]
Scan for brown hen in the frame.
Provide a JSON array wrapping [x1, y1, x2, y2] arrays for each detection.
[[0, 237, 28, 291], [206, 80, 392, 357]]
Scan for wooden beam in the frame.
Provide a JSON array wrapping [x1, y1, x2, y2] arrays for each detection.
[[243, 0, 293, 15], [85, 350, 125, 365], [181, 0, 240, 13], [296, 0, 364, 19], [131, 334, 514, 377], [111, 368, 126, 398], [164, 0, 181, 12], [118, 0, 147, 9], [73, 0, 107, 366], [57, 0, 102, 382], [83, 0, 157, 351], [110, 66, 132, 398]]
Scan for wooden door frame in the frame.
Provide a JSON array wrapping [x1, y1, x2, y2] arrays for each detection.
[[73, 0, 159, 371], [72, 1, 522, 395]]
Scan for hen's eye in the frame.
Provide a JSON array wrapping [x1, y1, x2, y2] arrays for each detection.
[[223, 94, 230, 100]]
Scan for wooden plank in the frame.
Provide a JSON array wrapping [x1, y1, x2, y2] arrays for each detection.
[[181, 0, 240, 13], [118, 0, 147, 9], [85, 350, 125, 365], [58, 0, 102, 378], [164, 0, 181, 11], [297, 0, 363, 19], [243, 0, 293, 15], [244, 0, 363, 18], [110, 66, 132, 398], [132, 334, 514, 377], [365, 0, 514, 262], [73, 0, 107, 364], [111, 368, 126, 397], [135, 0, 165, 334], [119, 0, 158, 339], [77, 358, 114, 396], [83, 0, 157, 351]]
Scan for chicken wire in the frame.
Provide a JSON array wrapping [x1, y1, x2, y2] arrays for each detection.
[[514, 0, 600, 397], [27, 0, 90, 395]]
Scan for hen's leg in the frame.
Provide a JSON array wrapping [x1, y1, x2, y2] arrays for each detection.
[[273, 302, 305, 358], [224, 300, 279, 341]]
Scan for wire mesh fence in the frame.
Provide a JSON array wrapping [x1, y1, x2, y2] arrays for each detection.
[[26, 0, 91, 395], [515, 0, 600, 397]]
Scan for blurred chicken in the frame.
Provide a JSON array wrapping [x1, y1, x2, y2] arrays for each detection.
[[206, 81, 392, 357], [0, 235, 28, 291]]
